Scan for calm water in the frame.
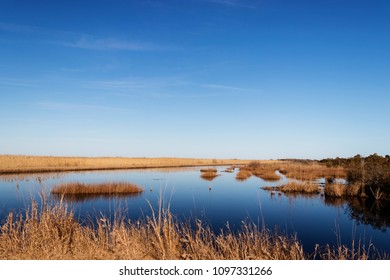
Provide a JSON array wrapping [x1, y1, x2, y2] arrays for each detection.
[[1, 166, 389, 255]]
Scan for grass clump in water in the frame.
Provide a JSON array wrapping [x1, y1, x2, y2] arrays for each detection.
[[236, 169, 253, 181], [200, 168, 219, 181], [280, 182, 319, 194], [237, 161, 280, 182], [51, 182, 144, 196], [324, 183, 361, 197]]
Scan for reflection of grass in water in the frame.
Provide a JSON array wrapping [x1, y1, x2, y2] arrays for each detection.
[[324, 196, 347, 207], [200, 173, 219, 181], [281, 192, 319, 199]]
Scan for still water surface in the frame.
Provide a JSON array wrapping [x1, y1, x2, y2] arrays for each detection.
[[0, 166, 389, 255]]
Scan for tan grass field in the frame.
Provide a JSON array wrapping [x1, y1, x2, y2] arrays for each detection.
[[0, 155, 251, 174], [278, 161, 346, 180]]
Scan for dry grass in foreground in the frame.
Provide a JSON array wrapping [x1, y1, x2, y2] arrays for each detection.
[[0, 201, 382, 260], [51, 182, 144, 196], [0, 201, 304, 260], [0, 155, 250, 174]]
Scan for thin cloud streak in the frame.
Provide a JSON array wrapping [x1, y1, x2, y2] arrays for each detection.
[[0, 21, 81, 37], [0, 22, 171, 52], [0, 77, 41, 88], [86, 77, 188, 91]]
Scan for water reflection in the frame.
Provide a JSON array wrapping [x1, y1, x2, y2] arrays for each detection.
[[346, 198, 390, 231], [324, 196, 347, 208], [282, 192, 320, 200], [200, 173, 219, 181], [1, 167, 390, 255]]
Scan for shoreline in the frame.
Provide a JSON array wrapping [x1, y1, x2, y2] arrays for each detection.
[[0, 155, 253, 175]]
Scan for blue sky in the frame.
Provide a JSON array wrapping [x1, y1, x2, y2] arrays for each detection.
[[0, 0, 389, 159]]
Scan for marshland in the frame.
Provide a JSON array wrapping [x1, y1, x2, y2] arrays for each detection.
[[0, 155, 390, 260]]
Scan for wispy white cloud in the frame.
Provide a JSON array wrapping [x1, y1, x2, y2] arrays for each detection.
[[0, 22, 170, 52], [85, 77, 188, 91], [0, 22, 81, 38], [60, 63, 117, 73], [0, 77, 41, 88], [0, 22, 46, 34]]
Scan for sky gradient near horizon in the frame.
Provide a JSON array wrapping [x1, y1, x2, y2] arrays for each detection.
[[1, 0, 389, 159]]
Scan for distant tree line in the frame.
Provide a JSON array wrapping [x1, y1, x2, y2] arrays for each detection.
[[320, 154, 390, 200]]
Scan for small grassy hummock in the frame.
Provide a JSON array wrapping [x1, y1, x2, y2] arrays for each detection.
[[51, 182, 144, 196]]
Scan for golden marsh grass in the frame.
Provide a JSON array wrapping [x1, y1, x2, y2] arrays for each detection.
[[200, 168, 219, 181], [237, 161, 281, 182], [200, 168, 218, 173], [0, 155, 250, 174], [262, 181, 319, 194], [51, 182, 144, 196], [280, 181, 319, 194], [252, 169, 280, 181], [324, 183, 361, 197], [278, 162, 346, 180], [235, 169, 253, 181], [0, 200, 381, 260], [0, 201, 305, 260]]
